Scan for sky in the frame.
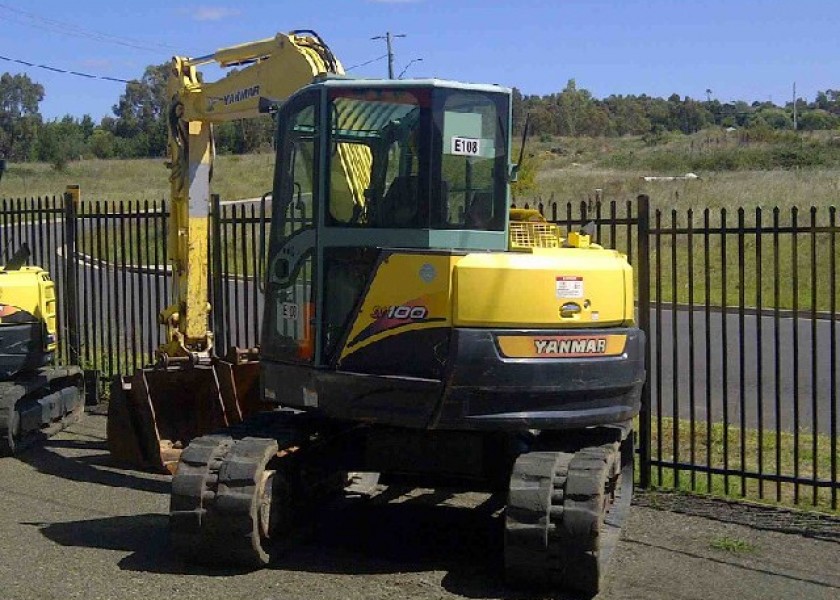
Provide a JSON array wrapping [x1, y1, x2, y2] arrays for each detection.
[[2, 0, 838, 121]]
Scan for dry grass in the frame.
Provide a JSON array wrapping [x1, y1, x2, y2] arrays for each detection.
[[534, 165, 840, 212], [1, 153, 275, 203], [6, 147, 840, 309]]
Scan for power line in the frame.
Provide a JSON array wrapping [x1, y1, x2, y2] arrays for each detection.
[[397, 58, 423, 80], [0, 54, 135, 84], [345, 54, 389, 72], [0, 3, 174, 52]]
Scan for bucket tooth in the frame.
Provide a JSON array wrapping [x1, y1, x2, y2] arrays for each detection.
[[215, 348, 268, 421]]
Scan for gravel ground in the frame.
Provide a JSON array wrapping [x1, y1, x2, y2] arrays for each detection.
[[0, 412, 838, 600]]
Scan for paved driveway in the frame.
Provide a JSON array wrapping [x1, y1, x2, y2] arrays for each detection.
[[0, 413, 837, 600]]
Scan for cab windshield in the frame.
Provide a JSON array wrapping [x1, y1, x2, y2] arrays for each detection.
[[326, 86, 509, 230]]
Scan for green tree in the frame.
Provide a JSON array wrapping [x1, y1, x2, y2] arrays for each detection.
[[0, 72, 44, 160], [88, 128, 116, 158], [107, 63, 169, 157], [798, 109, 838, 131], [554, 79, 594, 136], [755, 107, 791, 130]]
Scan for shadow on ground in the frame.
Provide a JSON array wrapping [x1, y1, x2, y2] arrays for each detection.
[[635, 491, 840, 543], [14, 435, 170, 495], [33, 490, 588, 600]]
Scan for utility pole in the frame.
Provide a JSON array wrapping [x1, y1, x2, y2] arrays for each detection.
[[371, 31, 406, 79], [792, 81, 798, 131]]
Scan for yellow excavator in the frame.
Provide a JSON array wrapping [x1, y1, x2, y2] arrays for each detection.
[[107, 30, 646, 596], [0, 164, 85, 454]]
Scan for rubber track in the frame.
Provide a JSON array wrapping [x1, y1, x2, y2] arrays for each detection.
[[505, 438, 630, 596], [169, 410, 310, 568], [0, 366, 84, 456]]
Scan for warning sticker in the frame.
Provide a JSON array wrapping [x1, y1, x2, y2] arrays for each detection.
[[556, 276, 584, 299]]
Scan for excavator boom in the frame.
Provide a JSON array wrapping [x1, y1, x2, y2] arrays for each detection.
[[107, 30, 355, 471]]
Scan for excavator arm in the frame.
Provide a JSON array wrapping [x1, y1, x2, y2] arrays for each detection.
[[108, 30, 359, 471], [161, 30, 344, 362]]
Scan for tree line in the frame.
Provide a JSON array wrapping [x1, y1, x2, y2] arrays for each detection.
[[1, 68, 839, 170], [512, 79, 840, 139], [0, 66, 275, 169]]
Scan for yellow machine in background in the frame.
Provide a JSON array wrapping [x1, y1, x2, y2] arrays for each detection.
[[1, 161, 85, 455], [0, 244, 84, 454]]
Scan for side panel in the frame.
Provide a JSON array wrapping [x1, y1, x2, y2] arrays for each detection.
[[337, 251, 457, 379], [0, 269, 53, 375], [38, 275, 57, 351], [453, 248, 633, 328]]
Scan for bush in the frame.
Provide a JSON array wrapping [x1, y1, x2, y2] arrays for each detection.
[[34, 118, 85, 171]]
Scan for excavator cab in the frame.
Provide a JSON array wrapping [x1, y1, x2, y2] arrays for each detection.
[[263, 80, 512, 379], [260, 78, 642, 425]]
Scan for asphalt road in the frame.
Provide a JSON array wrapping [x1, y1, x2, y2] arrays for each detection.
[[0, 414, 837, 600], [649, 307, 840, 435]]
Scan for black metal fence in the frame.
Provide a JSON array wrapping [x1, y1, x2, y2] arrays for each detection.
[[1, 192, 838, 511], [642, 200, 839, 511], [515, 194, 839, 511], [210, 195, 267, 353]]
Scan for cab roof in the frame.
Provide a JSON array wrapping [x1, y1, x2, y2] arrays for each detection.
[[314, 75, 511, 96]]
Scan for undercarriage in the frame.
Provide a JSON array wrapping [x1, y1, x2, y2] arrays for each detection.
[[169, 409, 633, 596], [0, 365, 85, 456]]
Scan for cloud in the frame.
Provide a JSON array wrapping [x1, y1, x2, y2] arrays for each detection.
[[192, 6, 241, 21]]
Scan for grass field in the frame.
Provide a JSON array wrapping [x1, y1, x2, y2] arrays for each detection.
[[1, 152, 275, 203], [5, 130, 840, 311], [646, 417, 838, 515]]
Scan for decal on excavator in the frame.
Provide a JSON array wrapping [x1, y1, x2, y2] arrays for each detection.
[[496, 334, 627, 358], [223, 85, 261, 105], [346, 296, 444, 349]]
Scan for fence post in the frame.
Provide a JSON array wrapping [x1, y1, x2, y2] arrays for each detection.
[[210, 194, 225, 354], [636, 194, 652, 488], [62, 188, 81, 366]]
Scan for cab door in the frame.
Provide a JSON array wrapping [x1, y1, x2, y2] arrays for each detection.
[[262, 90, 320, 364]]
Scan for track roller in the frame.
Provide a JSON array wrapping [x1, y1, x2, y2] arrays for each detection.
[[504, 434, 633, 597]]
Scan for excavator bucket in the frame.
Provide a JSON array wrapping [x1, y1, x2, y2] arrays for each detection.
[[107, 351, 265, 473], [214, 348, 270, 420]]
